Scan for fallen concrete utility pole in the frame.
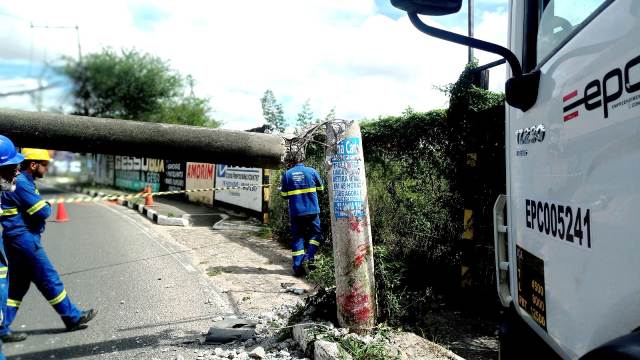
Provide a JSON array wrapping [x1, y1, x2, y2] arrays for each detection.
[[0, 108, 284, 169], [325, 121, 376, 333]]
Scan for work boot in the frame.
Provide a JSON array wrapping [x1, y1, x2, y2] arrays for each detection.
[[307, 259, 317, 271], [301, 260, 311, 275], [293, 264, 308, 277], [1, 331, 27, 342], [66, 308, 98, 332]]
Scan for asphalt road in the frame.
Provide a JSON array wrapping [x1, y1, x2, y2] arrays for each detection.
[[4, 187, 235, 359]]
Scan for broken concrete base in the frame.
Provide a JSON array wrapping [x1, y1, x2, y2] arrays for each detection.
[[292, 323, 466, 360], [292, 324, 351, 360], [205, 318, 258, 344]]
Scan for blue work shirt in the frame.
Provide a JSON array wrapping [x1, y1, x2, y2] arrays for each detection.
[[280, 163, 323, 217], [0, 172, 51, 238]]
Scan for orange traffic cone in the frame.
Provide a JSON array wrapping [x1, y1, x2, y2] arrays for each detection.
[[145, 188, 154, 206], [55, 203, 69, 222]]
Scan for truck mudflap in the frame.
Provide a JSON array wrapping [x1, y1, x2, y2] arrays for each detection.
[[580, 332, 640, 360], [494, 194, 511, 307]]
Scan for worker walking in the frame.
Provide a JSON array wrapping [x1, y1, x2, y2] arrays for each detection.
[[0, 148, 96, 339], [280, 152, 324, 276], [0, 135, 25, 359]]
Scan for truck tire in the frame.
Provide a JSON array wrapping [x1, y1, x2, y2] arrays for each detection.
[[580, 331, 640, 359]]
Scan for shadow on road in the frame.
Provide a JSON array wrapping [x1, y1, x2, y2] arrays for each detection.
[[7, 329, 199, 360], [21, 328, 68, 335], [115, 314, 228, 332], [205, 265, 290, 276]]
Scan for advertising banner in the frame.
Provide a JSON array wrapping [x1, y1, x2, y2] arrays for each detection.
[[162, 160, 186, 191], [185, 162, 215, 205], [214, 164, 262, 212], [114, 156, 165, 192]]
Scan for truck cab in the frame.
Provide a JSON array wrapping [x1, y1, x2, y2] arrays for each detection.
[[391, 0, 640, 358]]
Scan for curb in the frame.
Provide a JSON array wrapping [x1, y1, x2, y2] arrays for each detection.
[[74, 186, 189, 227], [291, 323, 465, 360]]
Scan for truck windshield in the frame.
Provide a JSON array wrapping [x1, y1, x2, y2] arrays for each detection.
[[537, 0, 608, 64]]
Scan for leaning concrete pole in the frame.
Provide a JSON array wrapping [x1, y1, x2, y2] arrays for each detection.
[[0, 109, 284, 168], [325, 121, 376, 333]]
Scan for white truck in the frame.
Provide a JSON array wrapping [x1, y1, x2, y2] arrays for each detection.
[[391, 0, 640, 359]]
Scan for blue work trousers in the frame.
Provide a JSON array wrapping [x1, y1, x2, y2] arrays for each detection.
[[0, 232, 82, 334], [290, 213, 322, 271], [0, 253, 7, 360]]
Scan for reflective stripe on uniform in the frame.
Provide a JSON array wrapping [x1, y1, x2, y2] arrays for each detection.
[[48, 289, 67, 305], [281, 187, 321, 197], [27, 200, 47, 215], [6, 299, 21, 308], [0, 208, 18, 216], [316, 186, 324, 191], [309, 240, 321, 246], [291, 250, 305, 256], [0, 266, 7, 279]]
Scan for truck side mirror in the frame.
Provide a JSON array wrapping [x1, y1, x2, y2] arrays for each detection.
[[390, 3, 541, 112], [390, 0, 462, 16]]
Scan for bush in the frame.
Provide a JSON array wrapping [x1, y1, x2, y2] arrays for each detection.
[[270, 64, 505, 325]]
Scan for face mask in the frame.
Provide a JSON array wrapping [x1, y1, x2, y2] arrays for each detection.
[[0, 177, 16, 192]]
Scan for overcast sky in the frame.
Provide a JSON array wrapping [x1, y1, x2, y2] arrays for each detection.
[[0, 0, 508, 130]]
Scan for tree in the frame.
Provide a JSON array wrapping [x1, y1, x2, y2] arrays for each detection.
[[296, 99, 314, 129], [260, 89, 286, 133], [58, 48, 219, 127], [324, 107, 336, 122]]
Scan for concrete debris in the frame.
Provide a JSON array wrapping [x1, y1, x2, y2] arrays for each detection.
[[249, 346, 266, 359], [280, 287, 308, 295], [205, 319, 258, 344]]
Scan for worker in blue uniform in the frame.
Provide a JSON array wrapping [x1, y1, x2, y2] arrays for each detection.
[[0, 148, 96, 339], [0, 135, 25, 359], [280, 151, 324, 276]]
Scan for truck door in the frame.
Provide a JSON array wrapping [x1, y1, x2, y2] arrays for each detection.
[[508, 0, 640, 358]]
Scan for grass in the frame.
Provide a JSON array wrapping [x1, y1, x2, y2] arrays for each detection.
[[206, 266, 224, 276], [338, 336, 391, 360], [313, 324, 398, 360], [306, 252, 336, 288], [255, 226, 272, 239]]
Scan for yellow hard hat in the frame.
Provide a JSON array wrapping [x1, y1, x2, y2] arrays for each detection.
[[21, 148, 51, 161]]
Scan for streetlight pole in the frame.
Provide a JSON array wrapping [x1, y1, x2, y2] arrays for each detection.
[[468, 0, 474, 63]]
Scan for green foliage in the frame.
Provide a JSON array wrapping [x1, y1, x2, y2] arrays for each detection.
[[306, 252, 336, 288], [296, 99, 315, 128], [338, 335, 394, 360], [59, 48, 219, 127], [260, 89, 287, 133], [324, 107, 336, 122], [150, 94, 221, 127], [206, 266, 223, 276], [270, 63, 506, 325], [255, 226, 272, 239]]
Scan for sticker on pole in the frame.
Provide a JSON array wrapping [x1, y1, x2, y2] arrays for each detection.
[[331, 137, 365, 219]]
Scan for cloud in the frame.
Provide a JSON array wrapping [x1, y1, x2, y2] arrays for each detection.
[[0, 0, 508, 130]]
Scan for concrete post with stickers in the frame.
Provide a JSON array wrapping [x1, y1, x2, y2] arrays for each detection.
[[391, 0, 640, 358], [325, 121, 376, 334]]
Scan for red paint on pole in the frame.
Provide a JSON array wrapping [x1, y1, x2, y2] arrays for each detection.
[[338, 283, 373, 324], [348, 214, 362, 233], [353, 244, 370, 268]]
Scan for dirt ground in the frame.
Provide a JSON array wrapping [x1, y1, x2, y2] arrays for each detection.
[[419, 309, 498, 360], [140, 212, 498, 359]]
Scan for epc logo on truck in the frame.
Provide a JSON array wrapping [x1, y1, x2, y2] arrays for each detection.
[[563, 54, 640, 121]]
